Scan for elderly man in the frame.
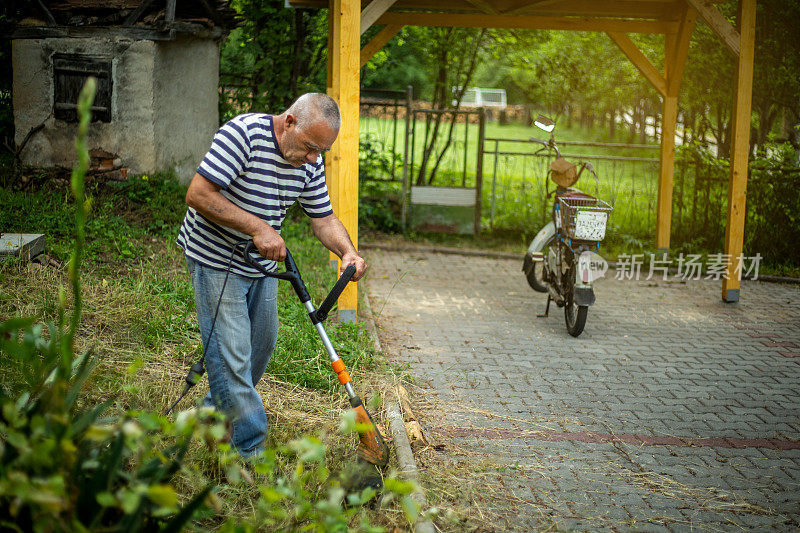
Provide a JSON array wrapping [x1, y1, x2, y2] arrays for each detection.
[[177, 93, 366, 458]]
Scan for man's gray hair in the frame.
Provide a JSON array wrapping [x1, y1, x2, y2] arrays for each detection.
[[287, 93, 341, 131]]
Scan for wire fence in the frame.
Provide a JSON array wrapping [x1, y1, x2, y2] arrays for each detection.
[[482, 138, 660, 238], [358, 104, 800, 264]]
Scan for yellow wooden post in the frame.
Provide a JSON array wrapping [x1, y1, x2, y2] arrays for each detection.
[[655, 7, 695, 252], [656, 32, 679, 252], [326, 0, 341, 270], [332, 0, 360, 322], [722, 0, 756, 302]]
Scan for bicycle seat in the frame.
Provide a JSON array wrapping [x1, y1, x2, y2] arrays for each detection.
[[555, 188, 596, 201]]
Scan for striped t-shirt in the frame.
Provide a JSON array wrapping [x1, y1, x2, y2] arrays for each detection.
[[177, 113, 333, 277]]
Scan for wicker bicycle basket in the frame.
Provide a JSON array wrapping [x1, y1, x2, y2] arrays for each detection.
[[558, 196, 613, 241]]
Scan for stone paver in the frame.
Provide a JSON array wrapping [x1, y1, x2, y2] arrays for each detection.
[[365, 249, 800, 531]]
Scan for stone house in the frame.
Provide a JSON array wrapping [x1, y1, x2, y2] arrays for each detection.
[[10, 1, 237, 183]]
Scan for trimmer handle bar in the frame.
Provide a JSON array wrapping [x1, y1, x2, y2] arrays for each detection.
[[242, 241, 356, 323]]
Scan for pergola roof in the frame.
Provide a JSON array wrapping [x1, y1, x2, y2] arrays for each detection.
[[290, 0, 754, 318], [291, 0, 731, 33], [294, 0, 691, 18]]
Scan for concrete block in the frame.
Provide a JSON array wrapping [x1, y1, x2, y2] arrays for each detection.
[[0, 233, 45, 259]]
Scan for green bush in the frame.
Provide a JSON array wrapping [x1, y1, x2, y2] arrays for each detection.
[[673, 140, 800, 270], [0, 78, 221, 532]]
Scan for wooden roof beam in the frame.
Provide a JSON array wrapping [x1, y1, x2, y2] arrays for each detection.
[[465, 0, 501, 15], [502, 0, 560, 15], [607, 32, 667, 97], [124, 0, 157, 26], [666, 5, 697, 95], [686, 0, 740, 56], [361, 0, 399, 35], [375, 12, 679, 33], [501, 0, 683, 19], [503, 0, 580, 15], [361, 23, 403, 66]]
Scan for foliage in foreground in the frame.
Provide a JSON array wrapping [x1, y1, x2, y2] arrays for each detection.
[[0, 78, 215, 532], [0, 79, 418, 531]]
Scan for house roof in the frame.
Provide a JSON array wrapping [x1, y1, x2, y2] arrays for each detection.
[[9, 0, 239, 40]]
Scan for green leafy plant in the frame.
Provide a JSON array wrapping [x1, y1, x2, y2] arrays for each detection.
[[358, 135, 397, 182], [0, 78, 224, 532]]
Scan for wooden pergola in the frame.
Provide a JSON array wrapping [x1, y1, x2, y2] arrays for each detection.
[[289, 0, 756, 319]]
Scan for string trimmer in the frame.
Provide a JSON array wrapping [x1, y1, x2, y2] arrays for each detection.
[[242, 243, 389, 466], [166, 242, 390, 468]]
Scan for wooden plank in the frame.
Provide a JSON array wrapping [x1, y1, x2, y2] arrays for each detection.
[[327, 0, 341, 269], [464, 0, 500, 14], [360, 23, 402, 67], [375, 12, 679, 33], [124, 0, 156, 26], [686, 0, 740, 56], [11, 24, 197, 40], [334, 0, 361, 320], [361, 0, 398, 34], [508, 0, 560, 11], [722, 0, 756, 302], [607, 31, 667, 97], [502, 0, 676, 18], [656, 93, 678, 250], [291, 0, 688, 18], [326, 0, 334, 94], [666, 6, 697, 95]]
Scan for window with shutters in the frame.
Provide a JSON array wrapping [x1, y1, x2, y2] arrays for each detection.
[[53, 54, 112, 123]]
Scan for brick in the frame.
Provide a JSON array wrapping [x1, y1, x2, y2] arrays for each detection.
[[363, 248, 800, 530]]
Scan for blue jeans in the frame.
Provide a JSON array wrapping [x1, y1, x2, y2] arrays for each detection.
[[186, 256, 279, 457]]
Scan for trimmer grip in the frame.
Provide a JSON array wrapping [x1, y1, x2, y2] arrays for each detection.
[[241, 242, 310, 303], [313, 263, 356, 323], [243, 241, 290, 275], [325, 264, 357, 307], [242, 241, 266, 272], [284, 249, 299, 275]]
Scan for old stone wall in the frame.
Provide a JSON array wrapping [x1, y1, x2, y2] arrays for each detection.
[[153, 37, 219, 184], [13, 33, 219, 183], [13, 37, 157, 173]]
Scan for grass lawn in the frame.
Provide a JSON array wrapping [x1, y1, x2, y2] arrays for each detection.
[[0, 167, 418, 530]]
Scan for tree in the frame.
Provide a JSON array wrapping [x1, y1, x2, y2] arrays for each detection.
[[219, 1, 328, 117]]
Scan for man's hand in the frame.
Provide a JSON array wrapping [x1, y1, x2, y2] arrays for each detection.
[[341, 250, 367, 281], [310, 214, 367, 281], [253, 225, 286, 261]]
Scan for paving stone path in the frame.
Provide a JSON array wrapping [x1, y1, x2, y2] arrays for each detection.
[[364, 248, 800, 532]]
